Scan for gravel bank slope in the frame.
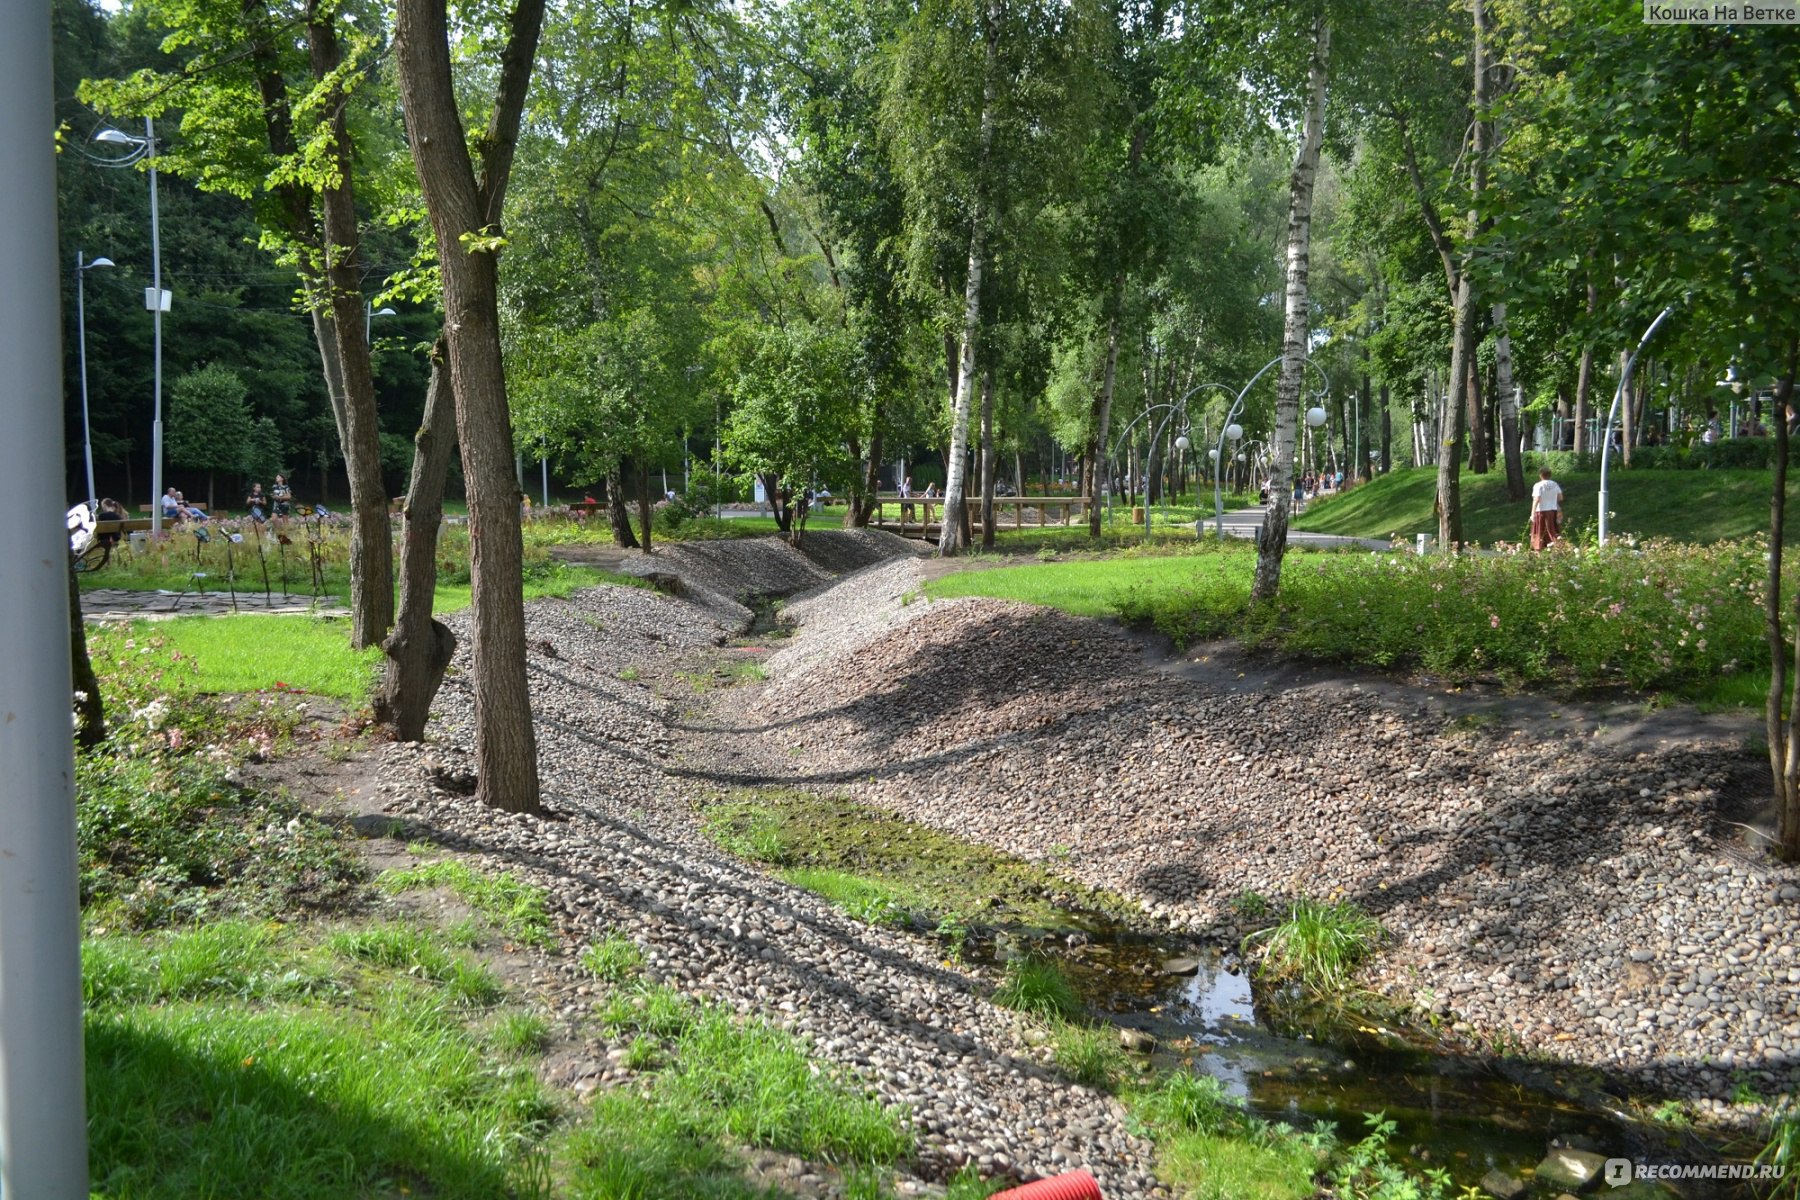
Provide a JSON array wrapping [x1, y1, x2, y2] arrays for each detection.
[[717, 558, 1800, 1112], [370, 569, 1163, 1197]]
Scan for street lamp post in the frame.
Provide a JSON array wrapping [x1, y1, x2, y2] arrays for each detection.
[[74, 251, 114, 507], [1598, 305, 1676, 547], [365, 300, 396, 343], [1206, 356, 1332, 538], [94, 120, 167, 534], [1107, 400, 1191, 535]]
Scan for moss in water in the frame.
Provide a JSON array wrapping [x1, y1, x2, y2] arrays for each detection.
[[697, 790, 1140, 937]]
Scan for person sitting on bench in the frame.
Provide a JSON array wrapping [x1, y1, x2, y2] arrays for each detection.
[[95, 497, 126, 549]]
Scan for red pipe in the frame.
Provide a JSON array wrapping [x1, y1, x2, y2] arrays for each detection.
[[988, 1170, 1103, 1200]]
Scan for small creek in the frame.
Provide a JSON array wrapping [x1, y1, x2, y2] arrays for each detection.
[[991, 922, 1709, 1197]]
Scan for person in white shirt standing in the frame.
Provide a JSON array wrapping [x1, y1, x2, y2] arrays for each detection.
[[1530, 467, 1563, 550]]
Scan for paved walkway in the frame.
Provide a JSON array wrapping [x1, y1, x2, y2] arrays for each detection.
[[1204, 503, 1393, 550], [80, 587, 348, 621]]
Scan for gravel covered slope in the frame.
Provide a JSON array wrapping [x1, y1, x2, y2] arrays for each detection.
[[366, 570, 1164, 1197], [719, 559, 1800, 1112]]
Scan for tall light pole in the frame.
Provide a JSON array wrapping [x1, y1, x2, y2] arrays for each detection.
[[366, 299, 396, 343], [1598, 305, 1676, 547], [74, 251, 114, 507], [2, 2, 91, 1189], [94, 120, 168, 534], [1207, 355, 1331, 537]]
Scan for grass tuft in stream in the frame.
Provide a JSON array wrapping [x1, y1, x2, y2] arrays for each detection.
[[1245, 896, 1385, 994], [993, 955, 1083, 1022], [779, 868, 915, 926], [1049, 1023, 1132, 1089]]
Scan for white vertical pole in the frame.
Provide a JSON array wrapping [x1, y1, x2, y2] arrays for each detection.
[[77, 252, 97, 507], [147, 116, 164, 536], [540, 454, 548, 508], [0, 1, 91, 1190]]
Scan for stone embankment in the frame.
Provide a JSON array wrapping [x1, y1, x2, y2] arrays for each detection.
[[715, 551, 1800, 1117], [359, 532, 1796, 1197], [366, 533, 1163, 1198]]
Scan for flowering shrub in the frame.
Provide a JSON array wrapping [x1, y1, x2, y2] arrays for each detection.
[[1115, 538, 1774, 692], [76, 627, 363, 927]]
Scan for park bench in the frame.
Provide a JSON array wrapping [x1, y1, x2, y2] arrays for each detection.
[[138, 501, 208, 516]]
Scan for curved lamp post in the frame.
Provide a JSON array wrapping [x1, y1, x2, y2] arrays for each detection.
[[74, 251, 114, 507], [1108, 399, 1193, 534], [92, 121, 167, 534], [1598, 305, 1676, 547], [1210, 355, 1331, 538]]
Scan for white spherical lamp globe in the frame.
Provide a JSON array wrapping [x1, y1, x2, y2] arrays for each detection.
[[1225, 422, 1243, 442], [1174, 435, 1190, 452], [1207, 448, 1219, 462], [1305, 406, 1327, 429]]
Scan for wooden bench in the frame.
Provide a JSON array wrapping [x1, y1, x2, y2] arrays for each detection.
[[138, 502, 208, 515], [872, 495, 1090, 535], [94, 519, 154, 535]]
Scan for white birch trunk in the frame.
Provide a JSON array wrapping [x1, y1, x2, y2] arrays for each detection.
[[1252, 12, 1330, 601]]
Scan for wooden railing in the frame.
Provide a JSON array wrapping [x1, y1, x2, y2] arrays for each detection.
[[871, 495, 1089, 536]]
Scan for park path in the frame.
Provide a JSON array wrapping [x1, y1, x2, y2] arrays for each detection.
[[79, 586, 346, 621], [1207, 500, 1392, 551]]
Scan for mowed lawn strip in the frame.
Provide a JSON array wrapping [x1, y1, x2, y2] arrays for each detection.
[[922, 552, 1252, 618], [1295, 467, 1800, 546]]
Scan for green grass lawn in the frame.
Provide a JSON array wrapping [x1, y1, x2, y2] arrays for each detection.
[[92, 616, 382, 700], [925, 549, 1248, 617], [90, 565, 646, 703], [1296, 467, 1800, 545]]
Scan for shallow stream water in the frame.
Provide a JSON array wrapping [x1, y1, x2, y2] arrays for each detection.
[[999, 924, 1713, 1196]]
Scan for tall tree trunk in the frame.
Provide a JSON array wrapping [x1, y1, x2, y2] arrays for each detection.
[[1380, 384, 1391, 473], [979, 365, 997, 550], [308, 3, 394, 649], [1085, 303, 1122, 536], [607, 468, 638, 548], [393, 0, 545, 814], [1252, 13, 1329, 602], [636, 460, 653, 553], [1437, 277, 1475, 551], [1765, 336, 1800, 861], [848, 424, 883, 528], [1619, 349, 1635, 465], [761, 472, 791, 532], [376, 341, 458, 741], [1466, 354, 1489, 473], [1467, 356, 1488, 475], [1574, 279, 1597, 453], [940, 0, 1001, 557], [1494, 301, 1526, 499]]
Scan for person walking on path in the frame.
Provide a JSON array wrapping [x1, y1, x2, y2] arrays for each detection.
[[1530, 467, 1563, 550]]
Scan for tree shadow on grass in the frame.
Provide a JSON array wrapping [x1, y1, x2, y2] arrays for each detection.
[[86, 1007, 545, 1200]]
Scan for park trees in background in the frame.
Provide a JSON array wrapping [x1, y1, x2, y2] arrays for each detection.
[[1487, 2, 1800, 856], [81, 0, 403, 648]]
